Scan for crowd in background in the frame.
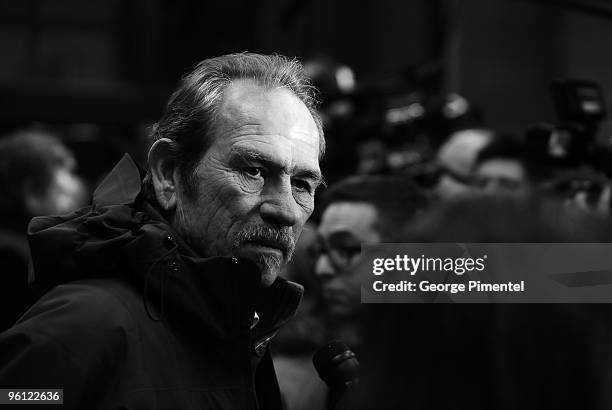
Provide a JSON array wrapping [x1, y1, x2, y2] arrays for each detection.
[[3, 0, 612, 407], [3, 70, 612, 410]]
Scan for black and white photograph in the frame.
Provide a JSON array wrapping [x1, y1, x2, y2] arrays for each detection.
[[2, 0, 612, 409]]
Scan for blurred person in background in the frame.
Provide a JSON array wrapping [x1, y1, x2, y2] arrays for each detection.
[[543, 168, 612, 216], [472, 136, 532, 195], [0, 130, 87, 332], [434, 128, 493, 199], [339, 194, 612, 410], [314, 175, 429, 348]]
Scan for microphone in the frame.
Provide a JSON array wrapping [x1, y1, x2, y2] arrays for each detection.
[[313, 340, 360, 410]]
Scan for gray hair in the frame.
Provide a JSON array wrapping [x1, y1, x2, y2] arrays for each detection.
[[145, 52, 324, 199]]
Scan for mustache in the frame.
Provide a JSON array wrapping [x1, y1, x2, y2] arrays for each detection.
[[233, 224, 295, 259]]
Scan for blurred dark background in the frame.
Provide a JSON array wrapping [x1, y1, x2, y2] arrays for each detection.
[[3, 0, 612, 185], [5, 2, 612, 408]]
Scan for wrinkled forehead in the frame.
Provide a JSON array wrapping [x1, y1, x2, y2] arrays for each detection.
[[212, 80, 321, 171], [218, 80, 319, 141]]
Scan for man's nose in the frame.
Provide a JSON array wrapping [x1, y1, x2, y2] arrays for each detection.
[[260, 181, 300, 227], [315, 253, 335, 279]]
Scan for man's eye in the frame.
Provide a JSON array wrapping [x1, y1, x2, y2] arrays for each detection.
[[292, 179, 313, 194], [244, 167, 263, 177]]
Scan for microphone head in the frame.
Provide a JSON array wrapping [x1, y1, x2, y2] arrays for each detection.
[[313, 340, 360, 388]]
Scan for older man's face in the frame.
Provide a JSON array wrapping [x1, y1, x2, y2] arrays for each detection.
[[174, 79, 322, 286]]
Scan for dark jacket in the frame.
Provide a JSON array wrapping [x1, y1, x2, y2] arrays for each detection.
[[0, 155, 303, 410], [0, 227, 34, 333]]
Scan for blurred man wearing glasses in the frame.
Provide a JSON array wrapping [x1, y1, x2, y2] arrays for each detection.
[[314, 176, 428, 345]]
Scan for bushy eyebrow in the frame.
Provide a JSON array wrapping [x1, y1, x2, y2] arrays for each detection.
[[229, 146, 325, 188]]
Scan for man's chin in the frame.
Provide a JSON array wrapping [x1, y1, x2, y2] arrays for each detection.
[[233, 247, 283, 287], [260, 270, 278, 288], [255, 257, 281, 287]]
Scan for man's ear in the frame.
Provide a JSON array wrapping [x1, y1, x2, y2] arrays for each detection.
[[148, 138, 180, 212]]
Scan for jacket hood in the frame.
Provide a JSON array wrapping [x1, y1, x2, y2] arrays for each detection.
[[27, 154, 303, 343], [28, 154, 157, 290]]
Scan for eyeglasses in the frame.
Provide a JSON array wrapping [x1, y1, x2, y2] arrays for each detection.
[[311, 237, 362, 271]]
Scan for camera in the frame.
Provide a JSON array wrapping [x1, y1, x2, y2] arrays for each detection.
[[525, 79, 606, 167]]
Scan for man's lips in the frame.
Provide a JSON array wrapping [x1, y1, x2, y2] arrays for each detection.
[[241, 240, 288, 257], [323, 288, 349, 303]]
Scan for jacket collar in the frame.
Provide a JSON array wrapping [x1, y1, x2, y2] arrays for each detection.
[[92, 153, 143, 206]]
